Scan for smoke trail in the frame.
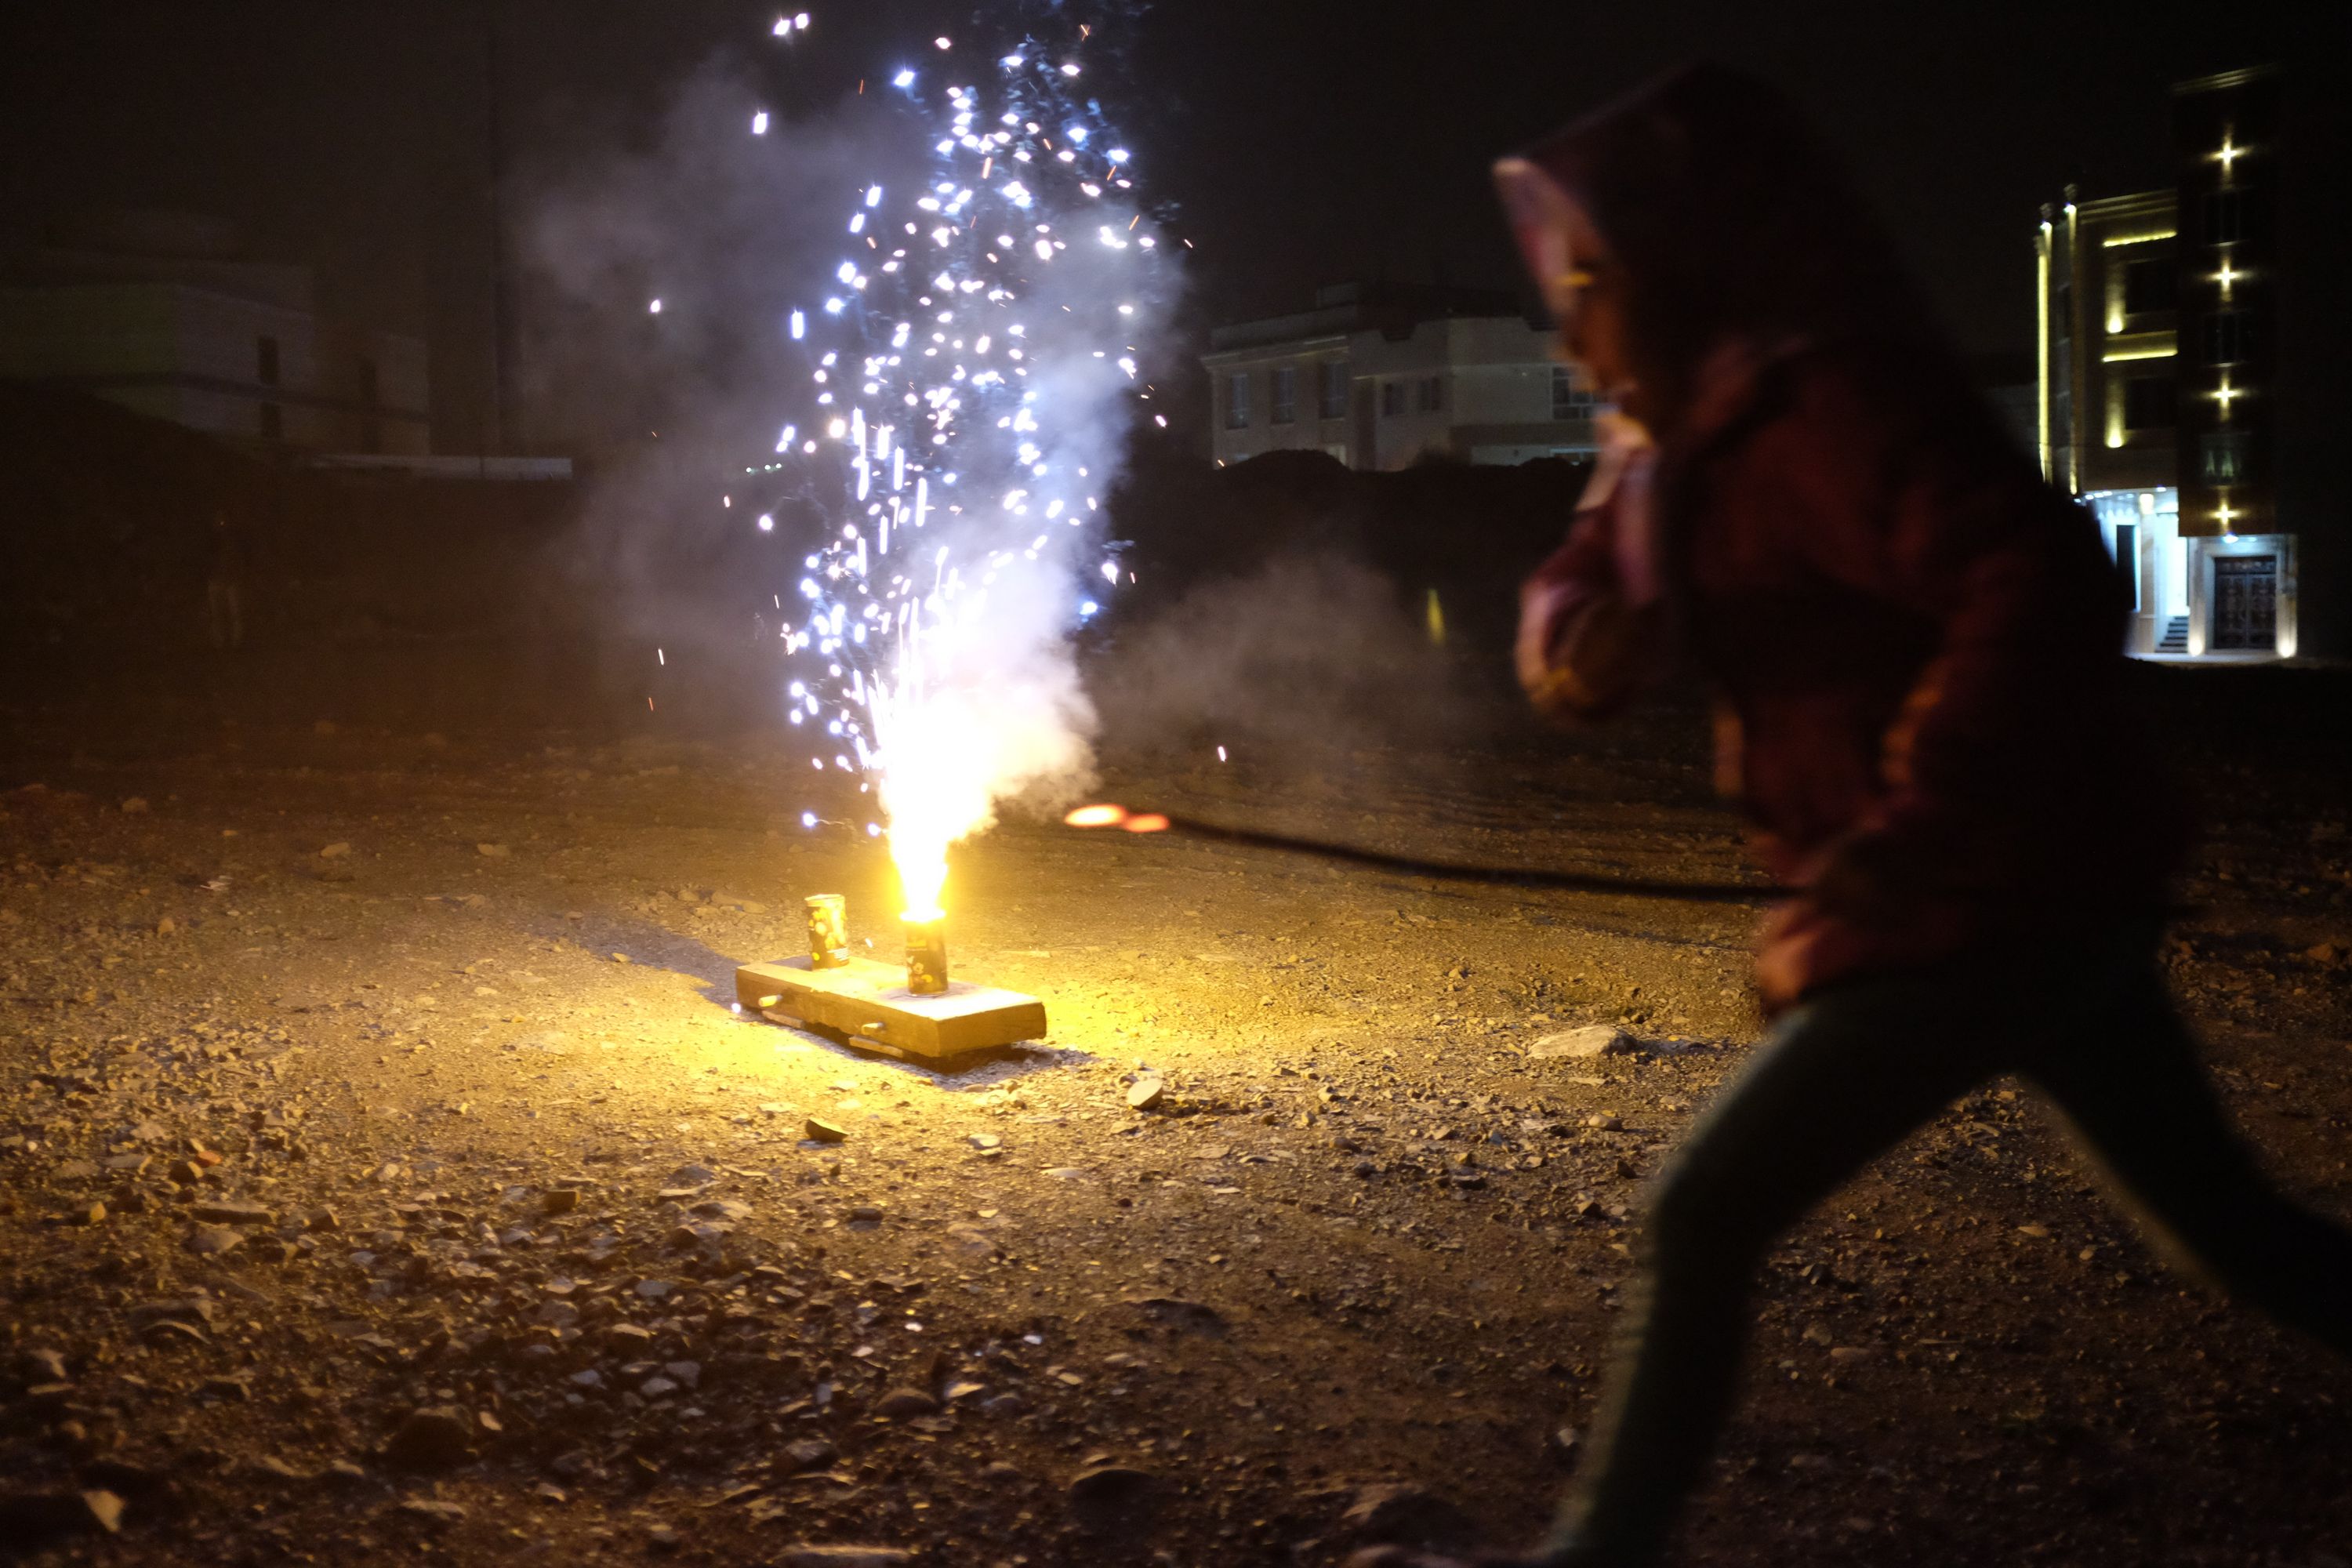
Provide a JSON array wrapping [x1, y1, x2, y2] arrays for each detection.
[[759, 9, 1178, 916]]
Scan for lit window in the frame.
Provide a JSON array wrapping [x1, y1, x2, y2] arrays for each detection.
[[2201, 431, 2249, 485]]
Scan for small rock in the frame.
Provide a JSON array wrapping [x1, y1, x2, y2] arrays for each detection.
[[193, 1200, 275, 1227], [540, 1189, 579, 1217], [142, 1319, 207, 1348], [383, 1406, 475, 1472], [1531, 1025, 1635, 1061], [1338, 1483, 1475, 1548], [396, 1498, 467, 1524], [187, 1225, 245, 1257], [319, 843, 352, 860], [780, 1438, 839, 1472], [1127, 1078, 1165, 1112], [873, 1387, 940, 1419], [22, 1348, 70, 1384], [968, 1133, 1001, 1150], [200, 1375, 252, 1402], [804, 1118, 848, 1145], [121, 797, 150, 815], [477, 843, 510, 858], [129, 1298, 216, 1327]]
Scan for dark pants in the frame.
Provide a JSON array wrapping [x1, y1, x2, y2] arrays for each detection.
[[1545, 926, 2352, 1566]]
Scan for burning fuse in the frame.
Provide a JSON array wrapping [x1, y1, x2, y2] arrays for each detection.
[[805, 894, 850, 969]]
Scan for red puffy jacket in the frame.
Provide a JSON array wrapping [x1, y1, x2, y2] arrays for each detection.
[[1503, 65, 2188, 1009], [1524, 339, 2187, 1008]]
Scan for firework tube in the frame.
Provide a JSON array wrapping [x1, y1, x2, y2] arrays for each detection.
[[805, 894, 851, 968], [902, 913, 949, 994]]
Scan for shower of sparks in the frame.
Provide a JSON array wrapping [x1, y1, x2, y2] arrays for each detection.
[[755, 12, 1166, 924]]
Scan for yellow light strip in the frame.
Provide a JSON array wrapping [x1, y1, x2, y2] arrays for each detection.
[[2102, 347, 2178, 363], [2101, 230, 2177, 248], [2035, 230, 2050, 483]]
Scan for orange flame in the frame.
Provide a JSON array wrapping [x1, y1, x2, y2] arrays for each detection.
[[1064, 804, 1129, 828], [1121, 813, 1170, 833]]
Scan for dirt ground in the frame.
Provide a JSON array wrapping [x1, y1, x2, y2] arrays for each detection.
[[9, 672, 2352, 1567]]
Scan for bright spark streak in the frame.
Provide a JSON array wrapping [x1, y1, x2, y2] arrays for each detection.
[[757, 15, 1166, 923]]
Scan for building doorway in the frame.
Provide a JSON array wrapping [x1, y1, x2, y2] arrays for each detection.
[[2211, 554, 2278, 650]]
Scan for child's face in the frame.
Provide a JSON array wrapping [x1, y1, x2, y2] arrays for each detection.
[[1544, 200, 1642, 424]]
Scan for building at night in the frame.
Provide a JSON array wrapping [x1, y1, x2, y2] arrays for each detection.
[[0, 211, 430, 457], [2037, 67, 2325, 659], [1201, 281, 1602, 471]]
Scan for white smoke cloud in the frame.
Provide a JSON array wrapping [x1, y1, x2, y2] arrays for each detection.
[[519, 15, 1177, 911]]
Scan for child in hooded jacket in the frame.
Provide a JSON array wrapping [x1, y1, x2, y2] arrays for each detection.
[[1361, 62, 2352, 1568]]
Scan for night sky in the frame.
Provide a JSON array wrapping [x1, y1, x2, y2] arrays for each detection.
[[0, 0, 2320, 454]]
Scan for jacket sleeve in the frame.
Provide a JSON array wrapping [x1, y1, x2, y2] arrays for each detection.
[[1743, 357, 2132, 1007], [1517, 450, 1668, 722]]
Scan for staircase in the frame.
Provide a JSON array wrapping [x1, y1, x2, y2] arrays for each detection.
[[2155, 615, 2189, 654]]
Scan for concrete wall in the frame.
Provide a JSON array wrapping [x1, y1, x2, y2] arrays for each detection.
[[0, 281, 427, 454]]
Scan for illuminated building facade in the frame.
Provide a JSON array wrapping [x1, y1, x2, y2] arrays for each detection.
[[0, 210, 430, 457], [2038, 67, 2298, 658], [1203, 281, 1601, 471]]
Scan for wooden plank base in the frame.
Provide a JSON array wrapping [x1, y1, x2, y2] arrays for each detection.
[[735, 955, 1047, 1060]]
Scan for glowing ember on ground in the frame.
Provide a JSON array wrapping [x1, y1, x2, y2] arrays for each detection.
[[756, 9, 1171, 926], [1063, 803, 1128, 829]]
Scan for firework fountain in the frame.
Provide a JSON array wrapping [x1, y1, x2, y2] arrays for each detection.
[[736, 8, 1170, 1030]]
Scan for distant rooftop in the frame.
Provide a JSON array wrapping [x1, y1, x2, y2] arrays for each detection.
[[1209, 279, 1536, 352]]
